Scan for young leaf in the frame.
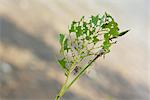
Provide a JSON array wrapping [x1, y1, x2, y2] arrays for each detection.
[[102, 33, 111, 52], [64, 39, 70, 52], [102, 40, 111, 53], [59, 34, 65, 45], [69, 21, 77, 33], [58, 58, 69, 72], [99, 14, 105, 26], [59, 33, 70, 53], [109, 30, 129, 40], [83, 22, 88, 34], [76, 26, 83, 37], [86, 36, 91, 40], [59, 34, 65, 54], [91, 15, 99, 25], [80, 16, 85, 21], [93, 36, 99, 44]]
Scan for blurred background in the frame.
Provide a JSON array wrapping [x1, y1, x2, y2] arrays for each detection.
[[0, 0, 149, 100]]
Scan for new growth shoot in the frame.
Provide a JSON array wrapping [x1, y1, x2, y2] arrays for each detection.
[[55, 12, 129, 100]]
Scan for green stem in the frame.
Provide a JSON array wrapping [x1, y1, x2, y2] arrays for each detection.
[[55, 76, 69, 100], [67, 52, 102, 89], [55, 61, 77, 100], [55, 51, 104, 100]]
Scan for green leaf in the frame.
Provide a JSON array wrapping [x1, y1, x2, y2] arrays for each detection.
[[102, 33, 112, 52], [69, 21, 77, 33], [59, 34, 70, 54], [110, 28, 119, 37], [99, 14, 105, 26], [58, 58, 69, 72], [59, 34, 65, 45], [91, 15, 99, 25], [86, 36, 91, 40], [102, 15, 120, 38], [109, 30, 130, 40], [92, 27, 96, 33], [102, 40, 111, 53], [83, 22, 88, 34], [76, 26, 83, 37], [64, 39, 70, 52], [104, 33, 110, 40], [59, 34, 65, 54], [93, 36, 99, 44], [80, 16, 85, 21]]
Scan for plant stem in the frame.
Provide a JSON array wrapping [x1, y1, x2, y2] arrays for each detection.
[[67, 51, 102, 89], [55, 51, 104, 100], [55, 61, 77, 100], [55, 74, 69, 100]]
